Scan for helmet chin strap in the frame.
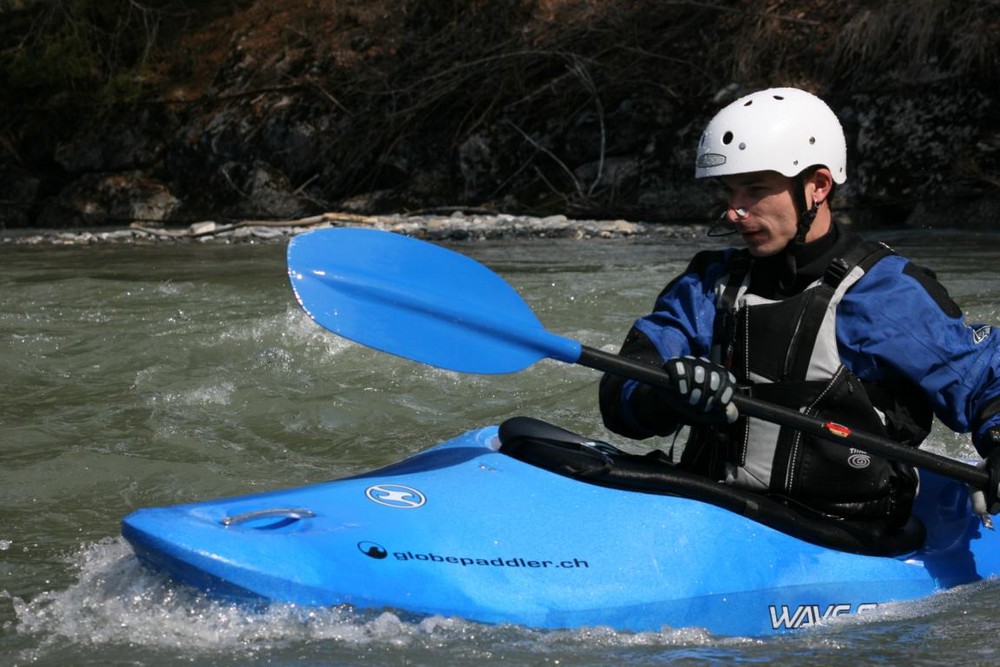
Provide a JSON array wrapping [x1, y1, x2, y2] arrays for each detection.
[[779, 175, 820, 292]]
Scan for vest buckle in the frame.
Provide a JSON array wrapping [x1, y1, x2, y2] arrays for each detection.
[[823, 258, 851, 287]]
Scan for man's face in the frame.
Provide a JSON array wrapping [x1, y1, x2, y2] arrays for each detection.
[[718, 171, 799, 257]]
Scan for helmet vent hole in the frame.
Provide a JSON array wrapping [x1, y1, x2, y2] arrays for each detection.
[[809, 136, 816, 145], [743, 100, 753, 107], [722, 131, 734, 145], [738, 142, 746, 150], [773, 95, 784, 100]]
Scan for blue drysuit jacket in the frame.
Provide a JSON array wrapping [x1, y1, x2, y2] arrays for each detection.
[[600, 227, 1000, 455]]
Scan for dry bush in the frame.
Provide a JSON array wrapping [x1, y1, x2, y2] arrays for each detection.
[[829, 0, 998, 85], [3, 0, 997, 220]]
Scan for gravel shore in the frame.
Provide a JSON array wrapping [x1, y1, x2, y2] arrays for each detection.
[[1, 211, 710, 246]]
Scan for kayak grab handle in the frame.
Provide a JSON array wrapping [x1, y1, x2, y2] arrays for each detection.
[[221, 508, 316, 528]]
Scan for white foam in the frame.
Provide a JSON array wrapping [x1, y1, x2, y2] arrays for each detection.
[[6, 537, 758, 662]]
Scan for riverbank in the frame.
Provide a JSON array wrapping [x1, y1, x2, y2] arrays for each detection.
[[0, 211, 709, 246], [3, 3, 995, 233]]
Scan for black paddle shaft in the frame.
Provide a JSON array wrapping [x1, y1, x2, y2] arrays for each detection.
[[577, 346, 988, 488]]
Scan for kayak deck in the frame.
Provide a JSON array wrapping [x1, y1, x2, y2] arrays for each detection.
[[122, 418, 1000, 636], [498, 417, 928, 557]]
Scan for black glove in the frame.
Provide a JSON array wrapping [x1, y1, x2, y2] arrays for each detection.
[[981, 427, 1000, 514], [661, 356, 738, 425]]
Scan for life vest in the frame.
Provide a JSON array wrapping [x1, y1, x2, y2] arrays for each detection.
[[679, 239, 927, 526]]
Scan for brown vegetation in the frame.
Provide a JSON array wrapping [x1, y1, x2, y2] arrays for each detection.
[[5, 1, 995, 103], [1, 0, 998, 226]]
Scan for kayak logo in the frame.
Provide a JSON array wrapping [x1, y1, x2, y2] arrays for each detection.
[[358, 541, 388, 559], [365, 484, 426, 509], [847, 448, 871, 469], [697, 152, 726, 168], [769, 602, 878, 629]]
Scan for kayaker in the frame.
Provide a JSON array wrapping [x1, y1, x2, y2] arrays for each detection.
[[599, 87, 1000, 534]]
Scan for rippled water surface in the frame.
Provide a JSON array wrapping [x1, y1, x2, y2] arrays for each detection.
[[2, 229, 1000, 666]]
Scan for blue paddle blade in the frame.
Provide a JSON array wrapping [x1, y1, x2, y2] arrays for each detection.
[[287, 227, 582, 374]]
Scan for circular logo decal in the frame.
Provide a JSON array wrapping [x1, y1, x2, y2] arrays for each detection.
[[847, 453, 871, 469], [365, 483, 426, 509], [358, 541, 388, 559]]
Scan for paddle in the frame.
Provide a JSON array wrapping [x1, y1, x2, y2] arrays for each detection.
[[287, 227, 988, 489]]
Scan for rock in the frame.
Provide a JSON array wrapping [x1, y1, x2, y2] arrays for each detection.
[[37, 171, 181, 227], [249, 226, 286, 239], [906, 194, 1000, 230], [219, 160, 312, 219], [53, 108, 167, 173], [0, 166, 40, 228], [189, 221, 218, 235]]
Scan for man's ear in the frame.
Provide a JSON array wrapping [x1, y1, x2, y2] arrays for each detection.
[[808, 167, 835, 206]]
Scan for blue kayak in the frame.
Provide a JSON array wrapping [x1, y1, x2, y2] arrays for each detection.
[[122, 416, 1000, 637]]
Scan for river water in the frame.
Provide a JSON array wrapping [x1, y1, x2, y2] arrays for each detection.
[[2, 227, 999, 666]]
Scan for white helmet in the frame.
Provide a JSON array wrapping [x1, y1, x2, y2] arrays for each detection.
[[695, 87, 847, 184]]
